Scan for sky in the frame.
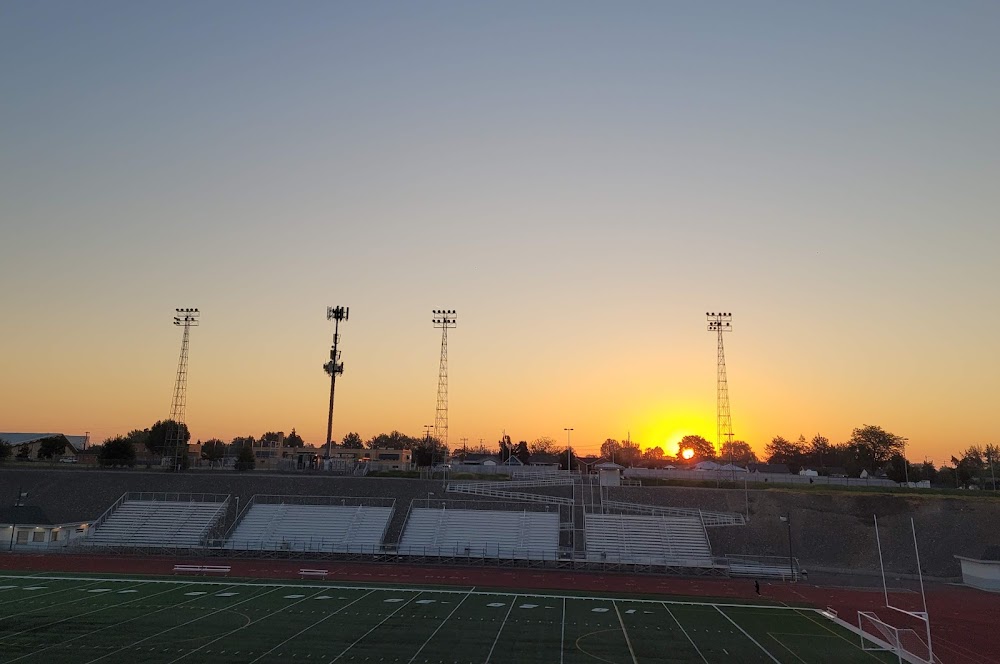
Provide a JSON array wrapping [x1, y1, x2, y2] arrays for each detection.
[[2, 2, 998, 462]]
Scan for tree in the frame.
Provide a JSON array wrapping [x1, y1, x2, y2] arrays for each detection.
[[600, 439, 620, 461], [284, 429, 304, 448], [720, 440, 757, 465], [99, 436, 136, 467], [677, 435, 715, 462], [617, 440, 642, 467], [847, 425, 906, 472], [201, 439, 226, 467], [0, 438, 11, 463], [885, 453, 913, 484], [641, 446, 666, 468], [367, 431, 417, 450], [528, 437, 557, 456], [514, 440, 531, 465], [558, 447, 577, 471], [235, 443, 256, 471], [125, 429, 150, 448], [953, 446, 985, 488], [808, 434, 832, 468], [341, 432, 364, 449], [146, 420, 190, 456], [765, 436, 805, 471], [498, 435, 513, 462], [37, 436, 67, 460], [985, 444, 999, 490]]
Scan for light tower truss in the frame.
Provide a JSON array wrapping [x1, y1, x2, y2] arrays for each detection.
[[706, 312, 733, 460], [168, 308, 199, 470], [324, 306, 349, 461], [432, 309, 457, 456]]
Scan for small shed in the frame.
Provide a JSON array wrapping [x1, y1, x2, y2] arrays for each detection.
[[595, 462, 624, 487]]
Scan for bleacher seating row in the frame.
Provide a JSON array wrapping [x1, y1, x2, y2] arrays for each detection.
[[584, 513, 714, 566], [85, 500, 226, 548], [225, 504, 392, 552], [398, 508, 559, 560]]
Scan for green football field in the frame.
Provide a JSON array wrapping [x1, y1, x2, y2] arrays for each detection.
[[0, 573, 894, 663]]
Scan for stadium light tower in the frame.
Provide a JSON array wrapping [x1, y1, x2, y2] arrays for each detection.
[[324, 306, 349, 461], [707, 312, 734, 469], [432, 310, 457, 450], [168, 308, 199, 471]]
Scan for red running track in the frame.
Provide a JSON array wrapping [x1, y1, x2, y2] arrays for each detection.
[[1, 553, 996, 664]]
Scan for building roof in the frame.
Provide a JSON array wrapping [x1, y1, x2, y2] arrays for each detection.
[[0, 433, 87, 451], [0, 505, 54, 526]]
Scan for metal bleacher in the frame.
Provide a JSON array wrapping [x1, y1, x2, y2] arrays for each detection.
[[398, 507, 560, 560], [224, 497, 393, 553], [84, 493, 229, 548], [584, 513, 715, 567]]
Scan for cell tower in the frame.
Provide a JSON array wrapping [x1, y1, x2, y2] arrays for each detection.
[[706, 312, 734, 460], [432, 309, 457, 456], [323, 306, 349, 461], [168, 308, 199, 470]]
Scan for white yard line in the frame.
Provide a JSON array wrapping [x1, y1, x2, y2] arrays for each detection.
[[1, 581, 177, 642], [0, 578, 109, 607], [3, 583, 217, 664], [663, 603, 708, 664], [768, 633, 809, 664], [328, 592, 422, 663], [165, 588, 332, 664], [407, 588, 475, 664], [485, 594, 518, 663], [714, 605, 782, 664], [794, 609, 888, 663], [247, 589, 376, 664], [613, 601, 640, 664], [560, 597, 566, 664], [0, 579, 149, 622], [81, 585, 282, 664], [0, 573, 804, 609]]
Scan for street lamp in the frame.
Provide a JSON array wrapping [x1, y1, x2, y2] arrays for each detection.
[[779, 514, 794, 581], [564, 428, 574, 472], [8, 488, 28, 551]]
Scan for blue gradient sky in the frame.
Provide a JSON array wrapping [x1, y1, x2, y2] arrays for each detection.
[[2, 2, 998, 460]]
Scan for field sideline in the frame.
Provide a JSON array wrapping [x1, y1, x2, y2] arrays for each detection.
[[0, 572, 895, 663]]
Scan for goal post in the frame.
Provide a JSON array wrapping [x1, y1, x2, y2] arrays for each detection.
[[858, 611, 936, 664]]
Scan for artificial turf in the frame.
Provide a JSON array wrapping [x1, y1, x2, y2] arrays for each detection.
[[0, 574, 895, 663]]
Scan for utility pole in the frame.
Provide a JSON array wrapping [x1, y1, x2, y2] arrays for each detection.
[[564, 428, 574, 473], [324, 306, 349, 462]]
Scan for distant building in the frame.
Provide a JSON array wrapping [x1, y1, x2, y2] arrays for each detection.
[[0, 432, 88, 461]]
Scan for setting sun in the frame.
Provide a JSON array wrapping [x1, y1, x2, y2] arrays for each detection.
[[681, 448, 695, 460]]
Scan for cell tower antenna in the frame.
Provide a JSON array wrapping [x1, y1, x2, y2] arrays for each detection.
[[706, 312, 734, 470], [168, 308, 199, 471], [432, 309, 457, 457], [323, 306, 349, 462]]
